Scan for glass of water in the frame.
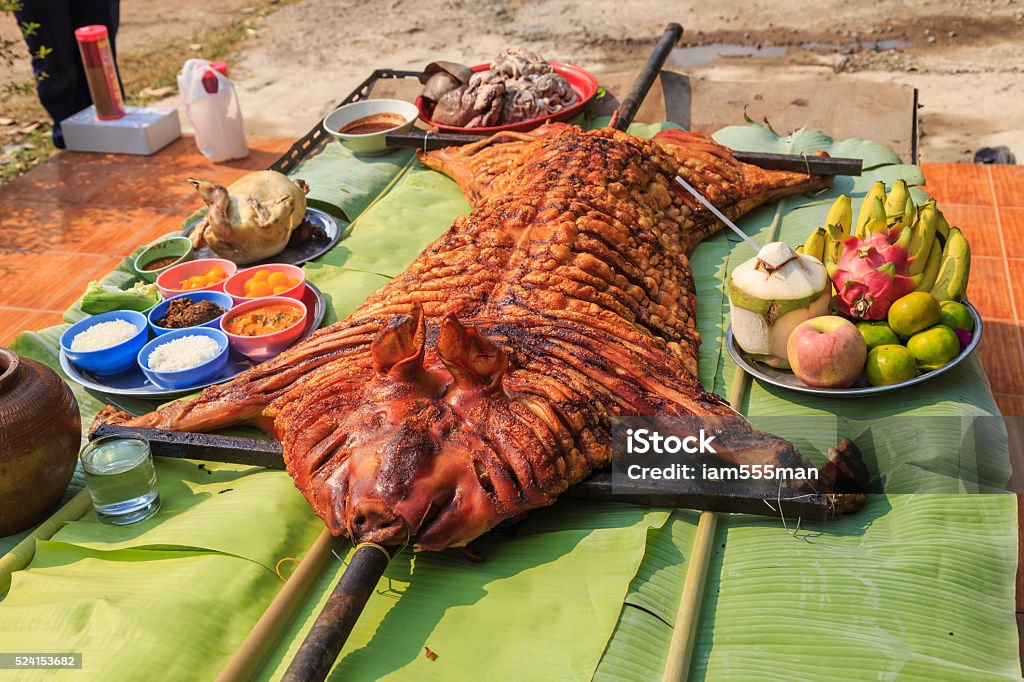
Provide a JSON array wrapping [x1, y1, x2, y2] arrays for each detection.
[[80, 435, 161, 525]]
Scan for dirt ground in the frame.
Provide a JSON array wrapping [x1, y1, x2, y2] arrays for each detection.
[[2, 0, 1023, 166]]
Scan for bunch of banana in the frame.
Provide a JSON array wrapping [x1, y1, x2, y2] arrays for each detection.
[[823, 194, 852, 270], [901, 199, 970, 300], [799, 226, 826, 259], [926, 227, 970, 301], [854, 181, 887, 237], [800, 180, 971, 302]]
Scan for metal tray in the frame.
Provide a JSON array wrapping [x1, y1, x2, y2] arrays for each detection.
[[726, 301, 983, 397], [60, 282, 327, 400], [183, 207, 341, 268]]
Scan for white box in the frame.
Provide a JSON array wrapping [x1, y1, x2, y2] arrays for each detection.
[[61, 105, 181, 155]]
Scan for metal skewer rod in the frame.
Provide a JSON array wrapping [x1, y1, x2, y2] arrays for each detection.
[[386, 130, 862, 177], [614, 23, 683, 130], [282, 542, 394, 682], [674, 175, 762, 250]]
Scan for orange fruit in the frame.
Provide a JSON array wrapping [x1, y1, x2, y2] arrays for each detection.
[[272, 285, 289, 295], [938, 301, 973, 332], [267, 272, 289, 288], [865, 344, 917, 386], [251, 269, 270, 282], [906, 325, 960, 371], [887, 292, 940, 337]]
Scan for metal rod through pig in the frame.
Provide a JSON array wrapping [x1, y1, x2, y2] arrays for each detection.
[[674, 175, 762, 250]]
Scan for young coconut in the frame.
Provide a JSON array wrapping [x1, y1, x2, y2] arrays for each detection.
[[729, 241, 831, 368]]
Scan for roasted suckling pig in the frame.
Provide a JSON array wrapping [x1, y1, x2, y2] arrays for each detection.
[[99, 125, 848, 550]]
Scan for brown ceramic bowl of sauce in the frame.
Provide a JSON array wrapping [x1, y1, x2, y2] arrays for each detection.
[[323, 99, 419, 155]]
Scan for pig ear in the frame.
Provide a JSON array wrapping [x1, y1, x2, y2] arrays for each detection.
[[437, 314, 507, 390], [371, 303, 425, 376]]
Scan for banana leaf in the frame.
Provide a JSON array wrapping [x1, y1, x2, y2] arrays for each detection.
[[312, 164, 468, 278], [0, 455, 323, 681], [288, 143, 414, 222], [0, 542, 286, 681], [256, 503, 671, 682]]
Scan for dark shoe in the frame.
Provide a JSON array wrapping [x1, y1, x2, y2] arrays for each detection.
[[52, 123, 65, 150], [973, 146, 1016, 165]]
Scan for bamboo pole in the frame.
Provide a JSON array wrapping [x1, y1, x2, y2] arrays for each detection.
[[661, 349, 751, 682], [216, 528, 341, 682], [0, 489, 92, 595], [661, 510, 719, 682]]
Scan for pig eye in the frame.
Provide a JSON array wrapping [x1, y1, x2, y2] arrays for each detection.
[[366, 410, 385, 430]]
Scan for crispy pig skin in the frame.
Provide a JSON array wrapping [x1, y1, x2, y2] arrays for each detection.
[[99, 126, 834, 550]]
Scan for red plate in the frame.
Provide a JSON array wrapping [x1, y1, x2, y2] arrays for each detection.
[[415, 61, 599, 134]]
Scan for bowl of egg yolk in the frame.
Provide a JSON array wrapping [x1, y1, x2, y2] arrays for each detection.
[[223, 264, 306, 305]]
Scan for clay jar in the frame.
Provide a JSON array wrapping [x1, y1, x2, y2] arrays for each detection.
[[0, 347, 81, 536]]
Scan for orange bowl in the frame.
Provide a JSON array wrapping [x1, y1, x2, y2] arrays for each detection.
[[220, 296, 308, 362], [223, 263, 306, 305], [156, 258, 237, 299]]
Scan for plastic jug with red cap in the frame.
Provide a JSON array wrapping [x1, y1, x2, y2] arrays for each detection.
[[177, 59, 248, 162]]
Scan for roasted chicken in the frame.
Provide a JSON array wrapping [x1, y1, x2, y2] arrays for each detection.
[[100, 125, 847, 550], [188, 170, 309, 265]]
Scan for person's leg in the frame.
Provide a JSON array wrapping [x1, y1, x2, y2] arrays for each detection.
[[13, 0, 81, 148], [71, 0, 122, 93]]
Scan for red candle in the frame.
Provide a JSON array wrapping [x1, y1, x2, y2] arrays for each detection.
[[74, 25, 125, 120]]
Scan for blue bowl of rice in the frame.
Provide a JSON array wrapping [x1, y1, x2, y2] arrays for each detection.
[[60, 310, 149, 375], [138, 327, 230, 389]]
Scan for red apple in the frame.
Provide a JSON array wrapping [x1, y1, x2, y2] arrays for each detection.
[[786, 316, 867, 388]]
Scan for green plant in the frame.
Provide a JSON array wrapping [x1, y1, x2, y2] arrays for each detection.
[[2, 1, 50, 96], [0, 127, 56, 183]]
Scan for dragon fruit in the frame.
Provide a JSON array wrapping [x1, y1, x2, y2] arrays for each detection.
[[828, 232, 920, 320]]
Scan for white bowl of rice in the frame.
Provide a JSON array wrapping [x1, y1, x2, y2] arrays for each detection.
[[137, 327, 230, 389], [60, 310, 149, 375]]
